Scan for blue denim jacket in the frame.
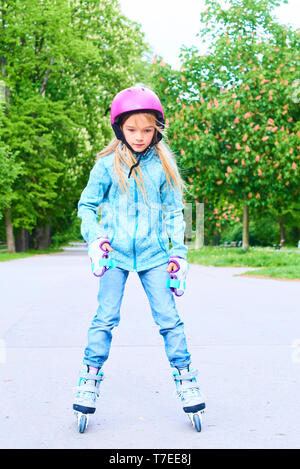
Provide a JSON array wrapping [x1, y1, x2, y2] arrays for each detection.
[[78, 147, 188, 272]]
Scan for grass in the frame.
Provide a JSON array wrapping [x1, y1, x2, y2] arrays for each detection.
[[239, 266, 300, 280], [0, 247, 63, 262], [187, 246, 300, 280], [0, 244, 299, 280]]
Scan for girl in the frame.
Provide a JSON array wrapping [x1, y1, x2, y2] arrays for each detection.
[[73, 86, 205, 433]]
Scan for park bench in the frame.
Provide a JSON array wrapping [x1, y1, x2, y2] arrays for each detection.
[[273, 239, 285, 250], [220, 240, 242, 247]]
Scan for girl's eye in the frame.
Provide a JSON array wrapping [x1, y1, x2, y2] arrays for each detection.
[[145, 129, 153, 133]]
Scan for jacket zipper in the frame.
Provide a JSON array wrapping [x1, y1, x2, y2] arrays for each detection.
[[132, 179, 138, 271]]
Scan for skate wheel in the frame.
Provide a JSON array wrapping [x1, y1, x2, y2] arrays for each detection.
[[193, 413, 202, 432], [78, 414, 88, 433]]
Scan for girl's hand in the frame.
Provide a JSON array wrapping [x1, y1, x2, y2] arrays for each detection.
[[88, 238, 114, 277], [102, 242, 114, 252], [167, 257, 189, 297], [167, 261, 177, 274]]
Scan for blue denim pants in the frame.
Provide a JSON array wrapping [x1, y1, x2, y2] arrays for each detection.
[[83, 262, 191, 369]]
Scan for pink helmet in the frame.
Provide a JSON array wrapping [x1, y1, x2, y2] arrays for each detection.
[[110, 86, 165, 148], [111, 86, 164, 125]]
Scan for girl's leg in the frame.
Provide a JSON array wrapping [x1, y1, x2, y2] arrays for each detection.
[[138, 262, 191, 368], [83, 267, 129, 368], [138, 263, 205, 432]]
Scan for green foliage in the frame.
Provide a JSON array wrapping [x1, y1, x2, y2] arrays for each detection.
[[51, 215, 82, 247], [150, 0, 299, 246], [0, 137, 23, 220], [0, 0, 148, 248], [220, 215, 279, 246]]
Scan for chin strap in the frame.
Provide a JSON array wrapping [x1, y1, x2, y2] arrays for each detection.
[[112, 121, 157, 179], [127, 145, 153, 179]]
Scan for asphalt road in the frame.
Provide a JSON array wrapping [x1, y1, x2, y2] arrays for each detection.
[[0, 246, 299, 449]]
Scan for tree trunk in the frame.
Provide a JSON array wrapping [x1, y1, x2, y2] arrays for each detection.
[[15, 229, 30, 252], [39, 56, 55, 95], [242, 203, 249, 251], [5, 208, 15, 252], [213, 230, 221, 246], [278, 216, 286, 246], [292, 226, 299, 247], [35, 225, 51, 250]]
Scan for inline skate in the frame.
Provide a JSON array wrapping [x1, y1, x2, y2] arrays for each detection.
[[173, 366, 206, 432], [73, 365, 104, 433]]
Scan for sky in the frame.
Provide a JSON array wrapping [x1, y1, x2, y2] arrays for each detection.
[[119, 0, 300, 69]]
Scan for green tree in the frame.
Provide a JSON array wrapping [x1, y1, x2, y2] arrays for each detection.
[[0, 142, 23, 250], [151, 0, 300, 249], [0, 80, 23, 251], [0, 0, 148, 251]]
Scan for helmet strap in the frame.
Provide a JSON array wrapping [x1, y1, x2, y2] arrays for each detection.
[[127, 145, 153, 179], [112, 122, 156, 179]]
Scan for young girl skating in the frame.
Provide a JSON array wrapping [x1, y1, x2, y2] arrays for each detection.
[[73, 86, 206, 433]]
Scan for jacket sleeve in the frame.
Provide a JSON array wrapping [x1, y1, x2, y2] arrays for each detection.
[[78, 160, 111, 244], [160, 175, 188, 260]]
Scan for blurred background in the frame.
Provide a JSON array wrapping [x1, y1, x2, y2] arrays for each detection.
[[0, 0, 299, 278]]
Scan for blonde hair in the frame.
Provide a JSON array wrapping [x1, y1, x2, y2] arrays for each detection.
[[97, 113, 186, 206]]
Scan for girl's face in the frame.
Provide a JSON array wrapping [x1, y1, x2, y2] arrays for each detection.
[[122, 113, 156, 152]]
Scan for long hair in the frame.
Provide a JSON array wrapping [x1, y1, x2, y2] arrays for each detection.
[[96, 113, 186, 206]]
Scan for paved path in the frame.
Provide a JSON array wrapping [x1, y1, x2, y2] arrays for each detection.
[[0, 247, 299, 449]]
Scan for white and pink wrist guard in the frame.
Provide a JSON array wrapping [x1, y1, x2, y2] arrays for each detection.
[[167, 256, 189, 297], [88, 237, 115, 277]]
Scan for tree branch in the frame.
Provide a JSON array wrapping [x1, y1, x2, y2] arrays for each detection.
[[39, 56, 55, 95]]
